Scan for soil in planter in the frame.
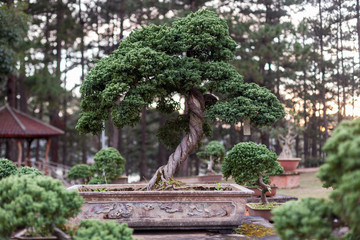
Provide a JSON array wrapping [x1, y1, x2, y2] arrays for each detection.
[[248, 202, 280, 209], [236, 223, 276, 238], [78, 180, 233, 192]]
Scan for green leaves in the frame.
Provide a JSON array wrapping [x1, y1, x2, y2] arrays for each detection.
[[0, 158, 17, 180], [197, 141, 225, 164], [272, 198, 336, 240], [67, 164, 92, 182], [318, 118, 360, 188], [74, 219, 134, 240], [222, 142, 283, 186], [92, 147, 126, 181], [0, 175, 83, 237]]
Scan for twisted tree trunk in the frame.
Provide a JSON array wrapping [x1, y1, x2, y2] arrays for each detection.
[[146, 89, 204, 190], [258, 174, 270, 205]]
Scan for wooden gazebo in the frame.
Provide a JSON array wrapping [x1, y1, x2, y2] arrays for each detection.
[[0, 104, 64, 174]]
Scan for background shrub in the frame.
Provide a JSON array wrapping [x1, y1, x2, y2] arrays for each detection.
[[67, 164, 92, 183], [0, 175, 83, 238], [16, 166, 42, 176], [92, 147, 126, 182], [273, 198, 336, 240], [88, 176, 107, 185], [0, 158, 17, 180], [74, 219, 134, 240]]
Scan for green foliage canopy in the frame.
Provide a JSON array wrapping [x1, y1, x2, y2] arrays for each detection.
[[0, 158, 17, 180], [76, 10, 285, 148], [0, 175, 83, 237], [16, 166, 42, 176], [67, 164, 92, 181], [74, 219, 134, 240], [272, 198, 336, 240], [92, 147, 126, 182], [222, 142, 283, 185], [318, 118, 360, 188], [197, 140, 225, 164], [0, 2, 28, 76]]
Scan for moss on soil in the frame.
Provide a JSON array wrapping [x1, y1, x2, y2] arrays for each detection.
[[236, 223, 276, 238]]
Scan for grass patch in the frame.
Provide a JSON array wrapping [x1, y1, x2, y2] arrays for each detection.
[[236, 223, 276, 238], [277, 172, 332, 199]]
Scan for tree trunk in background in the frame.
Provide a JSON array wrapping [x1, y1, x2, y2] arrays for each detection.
[[50, 0, 64, 164], [229, 125, 238, 147], [5, 74, 17, 161], [356, 0, 360, 73], [261, 132, 270, 148], [140, 106, 147, 180], [318, 0, 328, 142]]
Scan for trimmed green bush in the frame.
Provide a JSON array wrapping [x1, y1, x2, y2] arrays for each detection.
[[67, 164, 92, 183], [222, 142, 283, 205], [273, 198, 336, 240], [88, 176, 107, 185], [74, 219, 134, 240], [318, 118, 360, 188], [17, 166, 42, 176], [197, 141, 225, 174], [0, 158, 17, 180], [92, 147, 126, 182], [0, 175, 83, 238]]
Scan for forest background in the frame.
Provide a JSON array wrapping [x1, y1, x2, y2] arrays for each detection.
[[0, 0, 359, 182]]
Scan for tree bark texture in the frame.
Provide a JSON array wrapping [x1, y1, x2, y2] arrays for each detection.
[[146, 89, 204, 189], [140, 106, 147, 180]]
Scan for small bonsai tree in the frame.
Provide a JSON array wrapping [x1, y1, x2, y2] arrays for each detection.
[[76, 10, 285, 189], [74, 219, 134, 240], [90, 147, 125, 184], [222, 142, 284, 205], [67, 164, 92, 183], [0, 158, 17, 180], [17, 166, 42, 176], [0, 175, 83, 238], [197, 141, 225, 174]]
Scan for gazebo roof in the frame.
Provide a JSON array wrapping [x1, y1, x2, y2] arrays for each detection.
[[0, 104, 64, 138]]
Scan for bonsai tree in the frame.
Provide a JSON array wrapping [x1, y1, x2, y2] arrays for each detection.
[[67, 164, 92, 183], [0, 158, 17, 180], [0, 175, 83, 238], [76, 10, 285, 190], [222, 142, 284, 205], [74, 219, 134, 240], [197, 141, 225, 174], [90, 147, 126, 184]]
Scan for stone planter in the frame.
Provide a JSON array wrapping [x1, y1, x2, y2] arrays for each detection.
[[270, 172, 300, 189], [67, 184, 253, 231], [110, 176, 128, 184], [277, 158, 301, 172], [245, 186, 277, 197], [246, 203, 279, 222], [197, 174, 222, 184]]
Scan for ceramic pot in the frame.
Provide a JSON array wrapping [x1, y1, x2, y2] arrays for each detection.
[[277, 158, 301, 172]]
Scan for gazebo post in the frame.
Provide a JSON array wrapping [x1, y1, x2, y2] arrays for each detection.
[[17, 139, 22, 167], [25, 139, 33, 167], [45, 138, 51, 175]]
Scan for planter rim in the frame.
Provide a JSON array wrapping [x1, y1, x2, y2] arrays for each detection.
[[277, 158, 301, 161], [68, 183, 254, 196]]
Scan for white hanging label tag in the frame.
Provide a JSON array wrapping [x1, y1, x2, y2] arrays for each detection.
[[243, 120, 251, 135]]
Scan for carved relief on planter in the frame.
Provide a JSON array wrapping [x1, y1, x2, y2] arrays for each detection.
[[80, 201, 235, 220]]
